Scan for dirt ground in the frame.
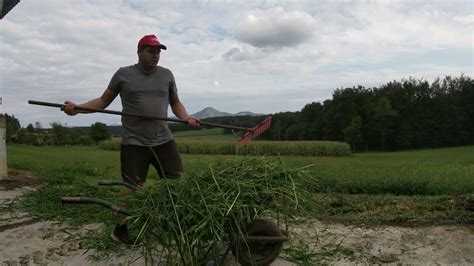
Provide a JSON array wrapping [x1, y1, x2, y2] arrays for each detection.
[[1, 170, 473, 265]]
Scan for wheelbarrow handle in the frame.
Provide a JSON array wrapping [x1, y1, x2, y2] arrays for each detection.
[[97, 180, 114, 185], [60, 197, 82, 203], [60, 197, 131, 216]]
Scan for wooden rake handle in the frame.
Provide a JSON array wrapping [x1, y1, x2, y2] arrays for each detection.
[[28, 100, 251, 132]]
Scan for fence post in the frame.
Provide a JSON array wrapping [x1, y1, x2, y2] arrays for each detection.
[[0, 114, 7, 179]]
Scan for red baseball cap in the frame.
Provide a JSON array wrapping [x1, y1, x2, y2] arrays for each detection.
[[137, 34, 167, 50]]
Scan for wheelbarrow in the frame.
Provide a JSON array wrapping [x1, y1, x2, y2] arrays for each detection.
[[60, 179, 289, 265]]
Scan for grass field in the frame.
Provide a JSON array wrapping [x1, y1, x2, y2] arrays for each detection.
[[4, 144, 474, 223], [4, 143, 473, 262], [5, 143, 474, 224], [7, 144, 474, 196], [284, 146, 474, 195]]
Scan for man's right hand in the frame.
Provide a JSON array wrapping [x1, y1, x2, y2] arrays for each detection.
[[62, 101, 79, 116]]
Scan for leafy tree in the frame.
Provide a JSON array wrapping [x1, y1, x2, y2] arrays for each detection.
[[300, 102, 322, 123], [4, 113, 21, 142], [26, 123, 35, 133], [364, 97, 398, 150], [17, 129, 41, 145], [90, 122, 111, 143], [300, 102, 323, 140], [284, 124, 305, 140], [50, 122, 70, 145], [70, 129, 93, 145], [344, 116, 364, 151], [34, 122, 43, 131]]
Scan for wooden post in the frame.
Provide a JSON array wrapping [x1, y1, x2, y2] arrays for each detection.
[[0, 114, 7, 179]]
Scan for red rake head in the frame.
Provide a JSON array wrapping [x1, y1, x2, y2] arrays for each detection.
[[236, 116, 272, 148]]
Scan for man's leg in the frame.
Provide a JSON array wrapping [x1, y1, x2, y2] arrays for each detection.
[[150, 140, 183, 179], [112, 145, 150, 245]]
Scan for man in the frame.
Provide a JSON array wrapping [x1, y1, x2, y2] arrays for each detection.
[[62, 34, 200, 245]]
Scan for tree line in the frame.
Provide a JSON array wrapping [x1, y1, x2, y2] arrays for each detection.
[[4, 116, 111, 146], [264, 75, 473, 151]]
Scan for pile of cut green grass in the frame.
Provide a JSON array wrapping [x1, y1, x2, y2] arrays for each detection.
[[125, 156, 315, 265]]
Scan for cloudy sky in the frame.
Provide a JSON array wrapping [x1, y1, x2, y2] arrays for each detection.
[[1, 0, 472, 127]]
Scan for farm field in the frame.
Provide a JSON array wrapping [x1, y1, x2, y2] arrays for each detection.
[[6, 144, 474, 196], [2, 143, 473, 264]]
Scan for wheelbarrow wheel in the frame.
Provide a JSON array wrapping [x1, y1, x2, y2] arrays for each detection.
[[231, 218, 284, 266]]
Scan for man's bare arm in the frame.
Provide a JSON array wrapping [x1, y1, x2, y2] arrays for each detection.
[[63, 89, 118, 116], [169, 91, 200, 127]]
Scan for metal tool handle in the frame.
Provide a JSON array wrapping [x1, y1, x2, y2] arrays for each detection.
[[60, 197, 82, 204], [28, 100, 250, 131], [60, 196, 131, 215]]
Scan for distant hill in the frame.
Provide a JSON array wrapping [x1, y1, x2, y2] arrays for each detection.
[[192, 107, 232, 119], [192, 107, 263, 119]]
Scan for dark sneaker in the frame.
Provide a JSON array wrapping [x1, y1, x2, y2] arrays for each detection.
[[111, 224, 135, 246], [206, 242, 230, 265]]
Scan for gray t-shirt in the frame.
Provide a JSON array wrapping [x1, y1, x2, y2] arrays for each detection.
[[108, 64, 177, 146]]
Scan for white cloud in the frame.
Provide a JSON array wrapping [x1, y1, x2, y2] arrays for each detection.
[[234, 7, 317, 48], [454, 14, 474, 24]]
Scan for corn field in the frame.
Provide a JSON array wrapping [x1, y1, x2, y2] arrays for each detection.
[[99, 139, 351, 157]]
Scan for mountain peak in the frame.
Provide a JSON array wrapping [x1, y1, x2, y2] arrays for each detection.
[[201, 107, 219, 112], [191, 107, 262, 119]]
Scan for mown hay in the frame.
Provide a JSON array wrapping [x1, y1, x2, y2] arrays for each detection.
[[125, 156, 314, 265]]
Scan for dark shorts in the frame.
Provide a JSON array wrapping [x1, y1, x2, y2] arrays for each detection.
[[120, 140, 183, 185]]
